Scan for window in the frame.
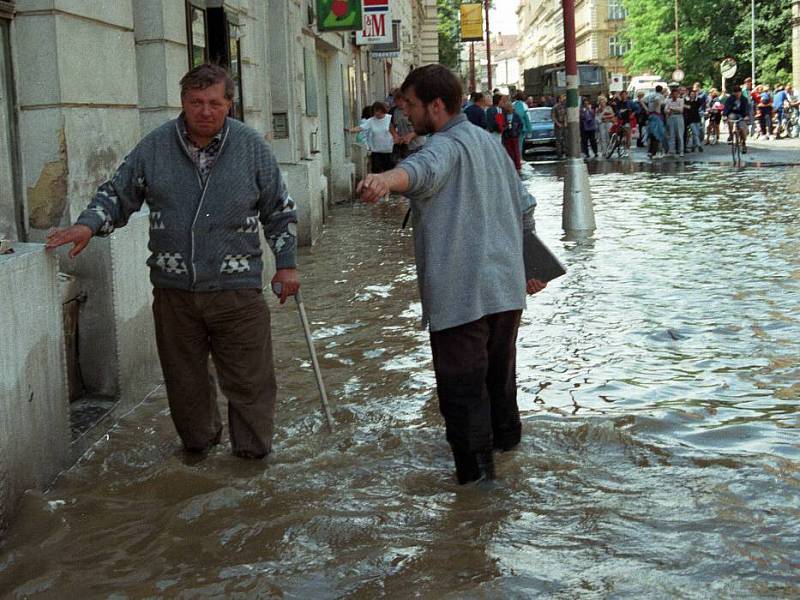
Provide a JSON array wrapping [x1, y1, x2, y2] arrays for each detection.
[[185, 2, 207, 68], [608, 0, 628, 21], [609, 35, 630, 57], [206, 7, 244, 121]]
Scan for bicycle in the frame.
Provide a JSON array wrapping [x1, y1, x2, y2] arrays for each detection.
[[728, 117, 745, 166], [603, 120, 626, 159]]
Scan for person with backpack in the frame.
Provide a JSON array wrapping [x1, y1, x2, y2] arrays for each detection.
[[485, 93, 504, 143], [500, 97, 524, 172], [757, 85, 773, 139]]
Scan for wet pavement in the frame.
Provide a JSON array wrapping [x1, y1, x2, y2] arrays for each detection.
[[1, 162, 799, 598]]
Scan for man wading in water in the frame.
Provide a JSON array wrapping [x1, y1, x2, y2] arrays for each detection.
[[46, 64, 299, 460], [357, 64, 547, 484]]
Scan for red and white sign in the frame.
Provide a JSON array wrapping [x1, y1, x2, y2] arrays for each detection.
[[355, 0, 392, 45]]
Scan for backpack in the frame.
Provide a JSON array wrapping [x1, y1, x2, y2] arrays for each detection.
[[501, 113, 518, 140]]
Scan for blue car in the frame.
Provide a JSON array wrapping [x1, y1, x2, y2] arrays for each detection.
[[523, 107, 557, 156]]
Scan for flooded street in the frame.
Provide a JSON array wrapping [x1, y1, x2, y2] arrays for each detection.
[[2, 163, 799, 598]]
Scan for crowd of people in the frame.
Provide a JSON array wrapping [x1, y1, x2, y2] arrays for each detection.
[[377, 79, 800, 165], [576, 79, 800, 159]]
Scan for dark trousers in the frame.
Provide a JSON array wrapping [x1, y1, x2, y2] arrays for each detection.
[[429, 310, 522, 483], [580, 129, 597, 156], [152, 288, 277, 457], [370, 152, 395, 173], [502, 135, 522, 171], [759, 108, 773, 136]]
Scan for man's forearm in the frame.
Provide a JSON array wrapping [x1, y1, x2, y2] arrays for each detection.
[[377, 167, 411, 194]]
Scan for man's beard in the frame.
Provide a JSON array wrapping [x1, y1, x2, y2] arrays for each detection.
[[412, 112, 433, 136]]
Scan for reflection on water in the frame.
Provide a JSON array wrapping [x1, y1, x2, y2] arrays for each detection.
[[1, 165, 799, 598]]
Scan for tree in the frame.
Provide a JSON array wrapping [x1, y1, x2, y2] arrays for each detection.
[[621, 0, 792, 87], [437, 0, 462, 70]]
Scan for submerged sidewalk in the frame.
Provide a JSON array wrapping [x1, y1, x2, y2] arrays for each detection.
[[628, 134, 800, 166]]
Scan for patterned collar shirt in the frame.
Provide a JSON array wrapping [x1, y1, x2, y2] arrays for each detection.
[[178, 114, 226, 185]]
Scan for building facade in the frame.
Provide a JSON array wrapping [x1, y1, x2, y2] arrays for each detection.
[[0, 0, 436, 530], [516, 0, 630, 90]]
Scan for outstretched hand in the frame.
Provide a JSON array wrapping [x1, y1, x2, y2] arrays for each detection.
[[45, 224, 93, 258], [356, 174, 389, 203]]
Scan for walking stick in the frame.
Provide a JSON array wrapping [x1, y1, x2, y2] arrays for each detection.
[[273, 283, 335, 431]]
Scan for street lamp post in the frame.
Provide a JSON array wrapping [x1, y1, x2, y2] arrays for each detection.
[[751, 0, 756, 85], [561, 0, 595, 235], [484, 0, 492, 91]]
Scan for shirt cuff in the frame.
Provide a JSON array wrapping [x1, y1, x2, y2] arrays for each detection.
[[274, 250, 297, 270], [75, 212, 103, 236]]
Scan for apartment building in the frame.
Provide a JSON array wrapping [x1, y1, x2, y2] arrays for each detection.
[[517, 0, 630, 89]]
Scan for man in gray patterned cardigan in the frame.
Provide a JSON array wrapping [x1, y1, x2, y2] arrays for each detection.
[[46, 65, 299, 459]]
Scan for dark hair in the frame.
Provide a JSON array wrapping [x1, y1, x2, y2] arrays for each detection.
[[180, 64, 234, 99], [513, 91, 526, 101], [400, 64, 463, 114], [732, 85, 742, 93], [361, 105, 374, 119], [471, 92, 485, 103], [371, 101, 388, 114], [492, 93, 502, 106], [655, 85, 663, 93]]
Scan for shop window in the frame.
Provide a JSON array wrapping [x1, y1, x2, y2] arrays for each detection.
[[185, 3, 244, 121], [186, 2, 207, 68], [207, 7, 244, 121]]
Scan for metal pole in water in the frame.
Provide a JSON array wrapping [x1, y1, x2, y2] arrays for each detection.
[[295, 290, 336, 432], [561, 0, 595, 234], [273, 282, 335, 432]]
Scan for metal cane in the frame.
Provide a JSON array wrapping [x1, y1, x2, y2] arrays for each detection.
[[273, 283, 335, 431]]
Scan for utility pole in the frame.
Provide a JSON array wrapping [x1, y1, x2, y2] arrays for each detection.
[[484, 0, 492, 91], [674, 0, 680, 72], [561, 0, 595, 235], [469, 42, 476, 93], [794, 0, 800, 91], [752, 0, 757, 85]]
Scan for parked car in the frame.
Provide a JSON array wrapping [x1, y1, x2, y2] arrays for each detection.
[[523, 107, 556, 156]]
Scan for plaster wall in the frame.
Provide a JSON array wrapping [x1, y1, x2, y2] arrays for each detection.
[[0, 244, 69, 531]]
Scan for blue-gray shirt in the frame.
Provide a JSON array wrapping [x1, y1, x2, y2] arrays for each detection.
[[399, 114, 536, 332]]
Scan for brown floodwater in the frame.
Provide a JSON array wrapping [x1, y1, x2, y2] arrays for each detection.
[[1, 163, 799, 598]]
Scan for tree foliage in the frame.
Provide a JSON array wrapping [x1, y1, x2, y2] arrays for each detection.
[[437, 0, 462, 69], [621, 0, 793, 87]]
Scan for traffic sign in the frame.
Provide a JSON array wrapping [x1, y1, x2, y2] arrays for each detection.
[[720, 57, 737, 79]]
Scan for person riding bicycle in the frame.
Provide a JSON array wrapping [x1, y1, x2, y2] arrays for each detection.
[[614, 90, 636, 157], [723, 85, 750, 153], [705, 90, 723, 144]]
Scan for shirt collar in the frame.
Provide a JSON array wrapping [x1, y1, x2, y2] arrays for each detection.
[[438, 113, 467, 133], [178, 113, 226, 149]]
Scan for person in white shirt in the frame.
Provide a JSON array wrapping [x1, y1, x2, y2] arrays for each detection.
[[664, 87, 686, 156], [348, 102, 396, 173]]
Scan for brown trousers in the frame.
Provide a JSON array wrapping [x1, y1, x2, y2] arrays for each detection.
[[152, 288, 277, 456], [429, 310, 522, 479]]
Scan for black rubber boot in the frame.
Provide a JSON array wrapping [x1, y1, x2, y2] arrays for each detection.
[[476, 451, 496, 482], [453, 449, 480, 484]]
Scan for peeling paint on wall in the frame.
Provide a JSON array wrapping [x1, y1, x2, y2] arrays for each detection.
[[86, 146, 118, 179], [27, 129, 69, 230]]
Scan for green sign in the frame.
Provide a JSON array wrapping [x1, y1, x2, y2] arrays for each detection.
[[317, 0, 362, 31]]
